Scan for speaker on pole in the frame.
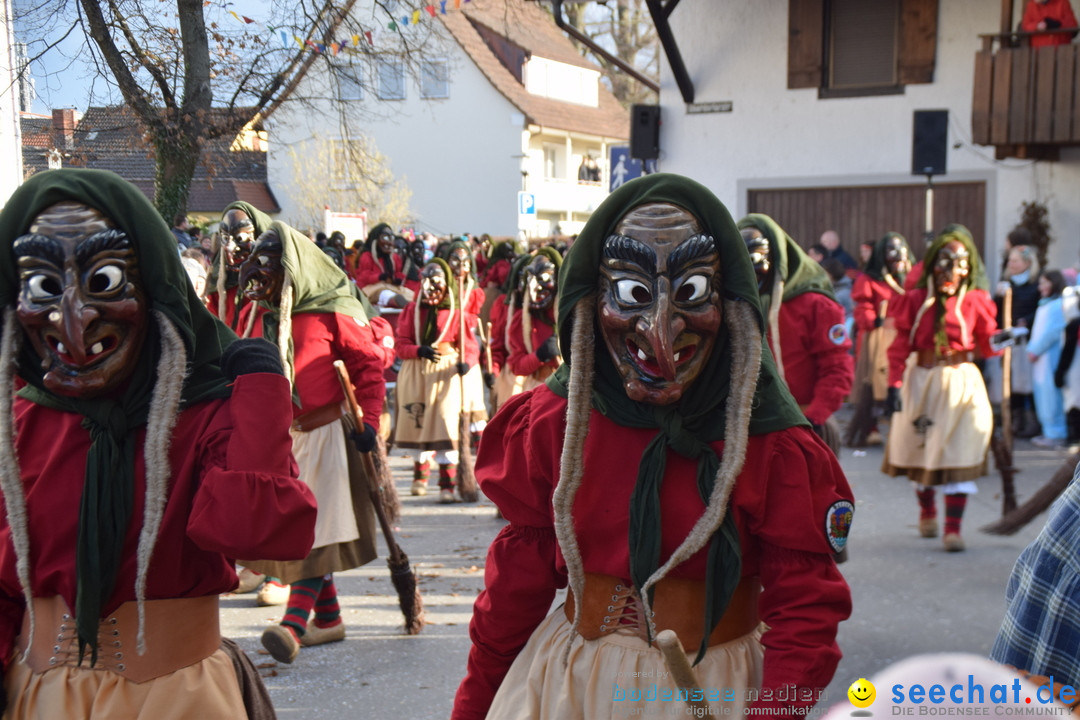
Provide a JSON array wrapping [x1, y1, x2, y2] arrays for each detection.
[[912, 110, 948, 176], [630, 104, 660, 160]]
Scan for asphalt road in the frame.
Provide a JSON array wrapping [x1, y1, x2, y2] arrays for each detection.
[[218, 416, 1078, 719]]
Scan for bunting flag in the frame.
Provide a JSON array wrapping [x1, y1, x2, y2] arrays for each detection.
[[222, 1, 478, 53]]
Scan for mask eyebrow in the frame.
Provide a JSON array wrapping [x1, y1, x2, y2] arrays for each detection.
[[13, 233, 65, 266], [74, 229, 132, 266], [668, 234, 717, 274], [602, 234, 657, 275]]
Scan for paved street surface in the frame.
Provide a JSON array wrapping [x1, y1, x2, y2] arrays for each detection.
[[218, 413, 1078, 719]]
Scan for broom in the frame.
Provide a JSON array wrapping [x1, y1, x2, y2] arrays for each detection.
[[333, 360, 424, 634], [456, 280, 480, 502], [981, 454, 1080, 536]]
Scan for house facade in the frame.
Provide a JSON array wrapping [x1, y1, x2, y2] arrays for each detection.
[[648, 0, 1080, 274], [0, 0, 23, 206], [267, 0, 628, 240]]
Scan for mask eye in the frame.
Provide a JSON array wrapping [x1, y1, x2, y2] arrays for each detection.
[[88, 265, 125, 294], [257, 254, 271, 267], [26, 273, 63, 301], [614, 278, 651, 305], [674, 274, 710, 303]]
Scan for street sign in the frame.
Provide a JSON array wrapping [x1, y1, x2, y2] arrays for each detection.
[[518, 191, 536, 216], [609, 147, 657, 192]]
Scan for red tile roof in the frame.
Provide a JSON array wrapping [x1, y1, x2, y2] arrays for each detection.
[[440, 0, 628, 140]]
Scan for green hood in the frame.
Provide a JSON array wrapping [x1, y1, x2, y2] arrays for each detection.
[[208, 200, 275, 291], [864, 231, 911, 285], [736, 213, 836, 319], [917, 223, 990, 293]]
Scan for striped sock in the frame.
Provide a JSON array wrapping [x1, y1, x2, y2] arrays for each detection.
[[281, 576, 324, 638], [438, 463, 457, 490], [916, 487, 936, 520], [313, 575, 341, 628], [413, 460, 430, 482], [944, 493, 967, 536]]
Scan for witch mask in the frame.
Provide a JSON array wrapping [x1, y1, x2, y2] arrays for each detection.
[[420, 262, 448, 307], [14, 201, 149, 398], [597, 202, 723, 406], [739, 226, 771, 291], [239, 231, 285, 305], [932, 240, 970, 298], [220, 208, 256, 270], [524, 255, 557, 311]]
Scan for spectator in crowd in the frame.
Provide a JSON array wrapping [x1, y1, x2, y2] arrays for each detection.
[[172, 212, 195, 249], [1028, 270, 1069, 447], [997, 244, 1043, 438], [1021, 0, 1079, 47], [820, 229, 857, 272]]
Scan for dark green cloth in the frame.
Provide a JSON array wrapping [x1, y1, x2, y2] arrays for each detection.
[[207, 200, 275, 295], [736, 213, 837, 318], [258, 220, 371, 381], [546, 173, 807, 664], [0, 168, 235, 664], [864, 231, 911, 285]]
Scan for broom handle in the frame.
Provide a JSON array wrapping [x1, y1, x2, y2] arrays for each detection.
[[459, 281, 468, 413], [333, 360, 403, 565]]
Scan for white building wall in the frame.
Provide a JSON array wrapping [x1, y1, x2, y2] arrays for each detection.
[[0, 0, 23, 205], [268, 33, 525, 238], [659, 0, 1079, 276]]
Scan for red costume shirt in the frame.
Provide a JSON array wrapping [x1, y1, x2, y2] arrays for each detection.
[[0, 374, 318, 669], [769, 293, 854, 425], [354, 250, 405, 288], [483, 258, 512, 290], [1022, 0, 1079, 46], [395, 288, 485, 367], [851, 275, 903, 335], [453, 386, 853, 719], [290, 312, 387, 424], [506, 307, 559, 377], [886, 287, 1000, 386]]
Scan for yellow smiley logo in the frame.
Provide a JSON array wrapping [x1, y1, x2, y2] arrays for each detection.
[[848, 678, 876, 708]]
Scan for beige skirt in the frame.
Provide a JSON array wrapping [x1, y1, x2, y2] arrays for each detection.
[[487, 607, 764, 720], [395, 354, 487, 451], [4, 648, 246, 720], [491, 365, 528, 414], [883, 359, 992, 486], [865, 325, 896, 401]]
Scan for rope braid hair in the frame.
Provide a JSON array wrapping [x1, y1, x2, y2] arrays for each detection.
[[0, 308, 32, 659], [768, 278, 784, 382], [278, 273, 295, 387]]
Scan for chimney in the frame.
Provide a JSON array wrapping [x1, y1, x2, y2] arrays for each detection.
[[52, 108, 77, 150]]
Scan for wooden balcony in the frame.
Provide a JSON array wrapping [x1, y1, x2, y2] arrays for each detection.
[[972, 31, 1080, 160]]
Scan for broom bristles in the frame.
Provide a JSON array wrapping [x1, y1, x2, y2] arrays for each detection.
[[388, 553, 425, 635], [371, 434, 401, 525]]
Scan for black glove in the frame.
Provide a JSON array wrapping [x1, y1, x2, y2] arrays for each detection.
[[417, 345, 439, 362], [378, 272, 390, 282], [873, 317, 884, 328], [885, 387, 902, 416], [1055, 368, 1067, 389], [483, 372, 496, 388], [350, 423, 378, 453], [536, 335, 560, 362], [220, 338, 284, 381], [456, 362, 469, 376], [392, 277, 403, 286], [1046, 17, 1063, 28]]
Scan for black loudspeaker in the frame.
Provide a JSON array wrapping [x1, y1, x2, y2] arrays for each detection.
[[630, 104, 660, 160], [912, 110, 948, 176]]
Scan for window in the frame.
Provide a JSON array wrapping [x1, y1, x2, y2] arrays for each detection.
[[376, 59, 405, 100], [543, 144, 562, 180], [788, 0, 939, 96], [420, 59, 449, 99], [336, 69, 364, 101]]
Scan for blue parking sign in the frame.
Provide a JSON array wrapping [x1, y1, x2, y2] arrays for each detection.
[[518, 192, 536, 216]]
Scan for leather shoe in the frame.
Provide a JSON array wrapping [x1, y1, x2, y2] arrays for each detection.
[[235, 568, 265, 594], [261, 625, 300, 664], [411, 480, 428, 496], [256, 581, 290, 607], [918, 518, 938, 538], [439, 488, 456, 504], [943, 533, 965, 552], [302, 620, 346, 647]]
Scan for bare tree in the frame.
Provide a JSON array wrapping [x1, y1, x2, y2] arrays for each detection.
[[559, 0, 658, 107], [13, 0, 438, 222]]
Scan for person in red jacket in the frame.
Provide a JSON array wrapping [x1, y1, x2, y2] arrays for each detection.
[[354, 222, 412, 302], [506, 247, 563, 392], [453, 174, 852, 720], [845, 232, 912, 447], [737, 213, 854, 451], [487, 254, 532, 413], [206, 200, 271, 333], [237, 219, 388, 664], [1022, 0, 1079, 47], [395, 250, 486, 502], [882, 225, 1000, 552], [0, 169, 317, 718]]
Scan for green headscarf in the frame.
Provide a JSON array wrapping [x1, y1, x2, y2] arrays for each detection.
[[207, 200, 274, 293], [0, 168, 235, 663], [917, 224, 990, 354], [736, 213, 837, 319], [864, 231, 911, 285], [258, 220, 371, 384], [547, 173, 806, 662], [418, 257, 455, 345]]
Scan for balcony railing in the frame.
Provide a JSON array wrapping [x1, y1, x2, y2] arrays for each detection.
[[972, 30, 1080, 159]]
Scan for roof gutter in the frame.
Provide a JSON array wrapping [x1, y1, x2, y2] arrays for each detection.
[[549, 0, 659, 95], [644, 0, 694, 104]]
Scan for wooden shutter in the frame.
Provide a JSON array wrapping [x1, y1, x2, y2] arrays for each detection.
[[898, 0, 939, 84], [789, 0, 824, 89]]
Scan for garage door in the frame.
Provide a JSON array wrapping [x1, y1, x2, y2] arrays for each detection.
[[747, 181, 987, 263]]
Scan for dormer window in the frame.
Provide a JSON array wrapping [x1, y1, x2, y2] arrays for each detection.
[[524, 56, 599, 107]]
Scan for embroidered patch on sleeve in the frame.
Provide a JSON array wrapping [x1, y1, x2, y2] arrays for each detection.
[[828, 323, 848, 345], [826, 500, 854, 553]]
